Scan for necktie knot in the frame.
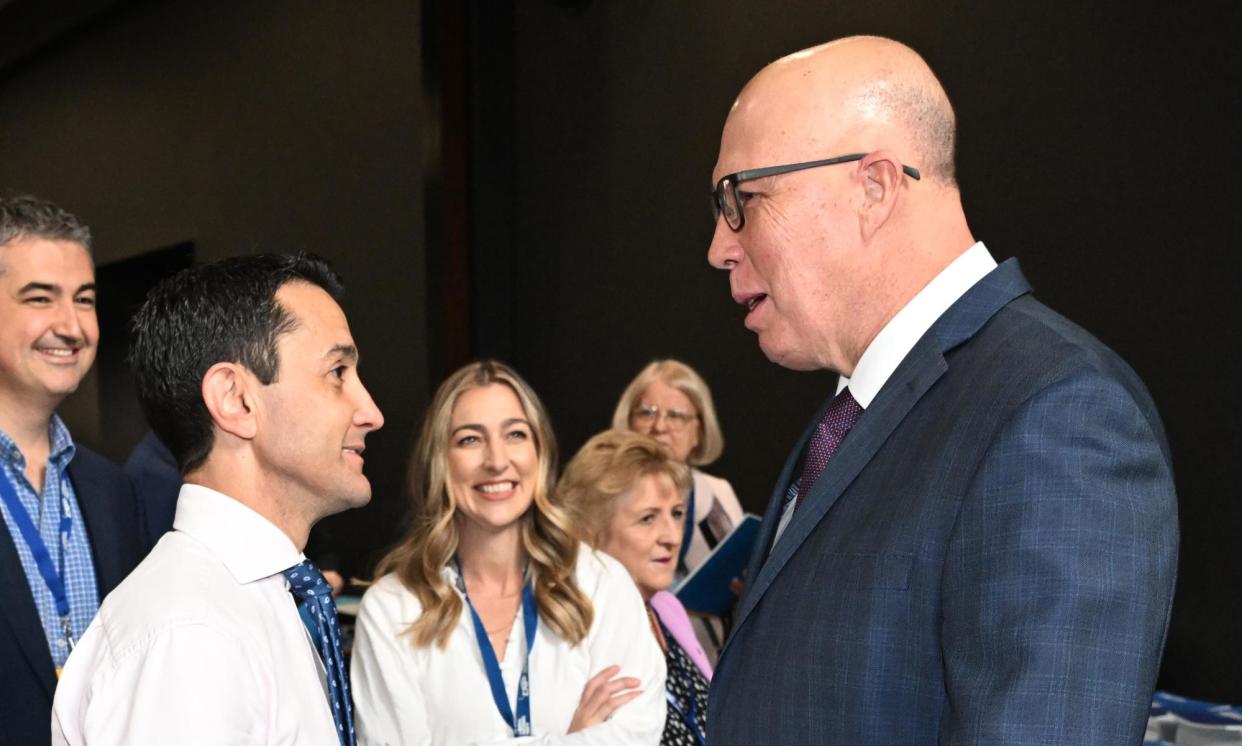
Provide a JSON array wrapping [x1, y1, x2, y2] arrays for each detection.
[[283, 559, 333, 603]]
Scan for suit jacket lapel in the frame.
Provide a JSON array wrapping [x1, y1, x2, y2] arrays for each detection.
[[0, 498, 58, 697], [728, 350, 947, 638], [725, 259, 1034, 644], [67, 457, 126, 596], [738, 395, 828, 596]]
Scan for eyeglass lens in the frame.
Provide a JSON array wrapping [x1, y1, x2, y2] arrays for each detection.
[[712, 178, 742, 231], [633, 406, 694, 429]]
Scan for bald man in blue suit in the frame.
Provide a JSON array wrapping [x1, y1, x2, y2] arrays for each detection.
[[703, 37, 1177, 744]]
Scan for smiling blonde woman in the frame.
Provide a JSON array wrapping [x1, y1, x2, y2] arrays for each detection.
[[351, 361, 666, 745]]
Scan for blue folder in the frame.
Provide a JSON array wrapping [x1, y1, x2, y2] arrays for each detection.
[[673, 514, 760, 616]]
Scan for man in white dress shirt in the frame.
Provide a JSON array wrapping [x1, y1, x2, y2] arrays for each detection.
[[52, 254, 384, 745]]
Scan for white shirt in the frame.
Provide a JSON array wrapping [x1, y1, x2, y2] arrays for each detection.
[[351, 544, 667, 745], [774, 242, 998, 542], [838, 241, 998, 406], [52, 484, 340, 746]]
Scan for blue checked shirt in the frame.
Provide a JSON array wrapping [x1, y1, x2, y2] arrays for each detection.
[[0, 416, 100, 670]]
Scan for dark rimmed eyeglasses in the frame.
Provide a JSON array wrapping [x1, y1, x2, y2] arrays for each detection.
[[710, 153, 921, 232]]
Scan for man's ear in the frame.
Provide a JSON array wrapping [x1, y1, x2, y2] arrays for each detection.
[[858, 150, 905, 242], [201, 362, 259, 441]]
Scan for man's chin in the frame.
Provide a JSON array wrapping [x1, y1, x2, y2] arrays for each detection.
[[759, 336, 821, 372], [37, 374, 87, 398], [343, 489, 373, 509], [325, 486, 373, 515]]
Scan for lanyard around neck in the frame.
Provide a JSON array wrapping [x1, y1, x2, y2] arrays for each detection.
[[455, 557, 538, 737], [0, 468, 76, 651]]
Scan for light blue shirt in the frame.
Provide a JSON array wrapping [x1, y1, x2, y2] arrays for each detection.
[[0, 415, 100, 670]]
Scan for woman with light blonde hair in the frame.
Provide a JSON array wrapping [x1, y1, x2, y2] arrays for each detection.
[[352, 361, 666, 745], [560, 429, 714, 746], [612, 360, 745, 661]]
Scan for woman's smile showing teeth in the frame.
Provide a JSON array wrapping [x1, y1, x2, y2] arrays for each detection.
[[476, 480, 518, 499]]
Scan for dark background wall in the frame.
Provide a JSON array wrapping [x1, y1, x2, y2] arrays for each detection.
[[0, 0, 429, 578], [0, 0, 1238, 702]]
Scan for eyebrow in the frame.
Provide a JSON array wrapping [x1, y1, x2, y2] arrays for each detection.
[[18, 281, 96, 294], [322, 344, 359, 363], [450, 417, 532, 436]]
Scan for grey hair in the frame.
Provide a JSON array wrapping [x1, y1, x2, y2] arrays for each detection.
[[0, 195, 93, 255], [854, 80, 957, 185]]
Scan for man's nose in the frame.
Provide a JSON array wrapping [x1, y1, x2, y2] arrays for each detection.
[[51, 299, 85, 340], [352, 380, 385, 432], [707, 215, 742, 270]]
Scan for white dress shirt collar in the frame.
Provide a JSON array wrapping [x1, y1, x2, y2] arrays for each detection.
[[172, 483, 303, 584], [839, 241, 997, 407]]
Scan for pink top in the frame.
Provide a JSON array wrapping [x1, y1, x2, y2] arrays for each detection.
[[649, 590, 713, 681]]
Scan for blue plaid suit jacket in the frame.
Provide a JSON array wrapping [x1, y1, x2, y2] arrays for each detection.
[[708, 259, 1178, 745]]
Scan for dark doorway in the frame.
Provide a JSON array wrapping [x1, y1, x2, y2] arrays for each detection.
[[94, 242, 194, 464]]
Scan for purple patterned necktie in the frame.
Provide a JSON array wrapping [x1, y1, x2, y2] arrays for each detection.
[[795, 388, 863, 510]]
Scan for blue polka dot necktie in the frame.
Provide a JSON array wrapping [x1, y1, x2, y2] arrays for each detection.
[[283, 559, 355, 746]]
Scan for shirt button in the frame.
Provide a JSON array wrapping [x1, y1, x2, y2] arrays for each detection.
[[56, 639, 67, 648]]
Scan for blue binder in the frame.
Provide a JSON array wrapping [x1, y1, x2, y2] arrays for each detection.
[[673, 514, 760, 616]]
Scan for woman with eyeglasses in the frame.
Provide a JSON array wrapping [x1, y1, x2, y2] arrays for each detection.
[[559, 429, 712, 746], [351, 361, 666, 745], [612, 360, 744, 661]]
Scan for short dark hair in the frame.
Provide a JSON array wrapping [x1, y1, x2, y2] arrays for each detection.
[[0, 194, 92, 257], [129, 253, 345, 474]]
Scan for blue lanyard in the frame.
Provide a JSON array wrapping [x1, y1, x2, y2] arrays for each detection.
[[677, 484, 696, 573], [455, 558, 538, 737], [659, 617, 707, 746], [665, 691, 707, 746], [0, 469, 76, 651]]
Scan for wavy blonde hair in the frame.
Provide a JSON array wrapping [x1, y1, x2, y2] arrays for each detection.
[[559, 429, 692, 548], [376, 360, 593, 649], [611, 359, 725, 466]]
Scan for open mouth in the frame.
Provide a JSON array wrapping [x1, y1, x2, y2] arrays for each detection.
[[742, 293, 768, 327], [35, 346, 80, 361], [476, 480, 518, 499], [343, 446, 366, 461]]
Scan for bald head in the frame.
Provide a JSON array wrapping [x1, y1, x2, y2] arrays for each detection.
[[726, 36, 957, 185]]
